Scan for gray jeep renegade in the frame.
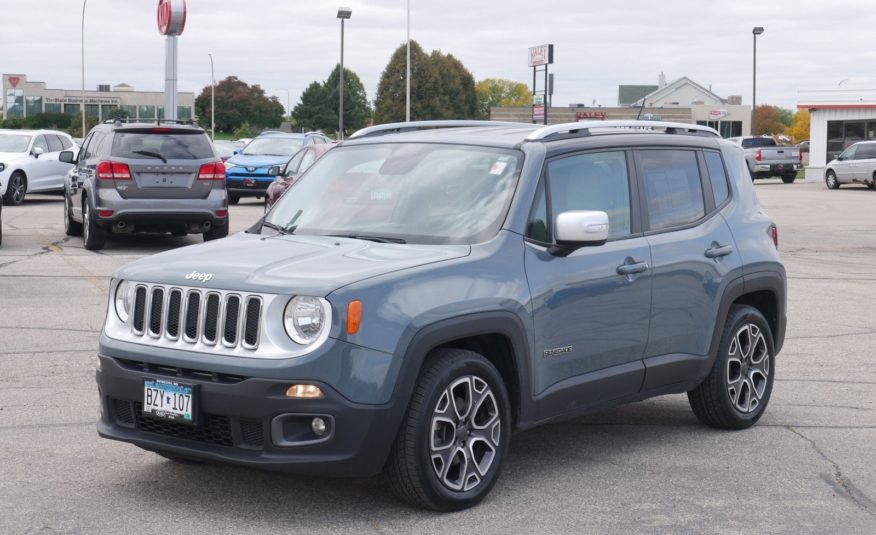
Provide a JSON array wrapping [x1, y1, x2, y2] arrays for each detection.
[[96, 120, 787, 511]]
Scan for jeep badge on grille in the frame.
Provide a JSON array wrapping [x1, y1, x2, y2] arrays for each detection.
[[184, 271, 213, 282]]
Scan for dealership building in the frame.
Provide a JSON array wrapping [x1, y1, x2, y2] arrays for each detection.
[[491, 75, 752, 138], [797, 88, 876, 181], [2, 73, 195, 122]]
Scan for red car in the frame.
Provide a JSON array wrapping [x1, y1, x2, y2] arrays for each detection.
[[264, 143, 334, 211]]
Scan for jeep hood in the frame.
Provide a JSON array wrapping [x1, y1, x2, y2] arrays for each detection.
[[227, 154, 291, 168], [114, 232, 471, 295]]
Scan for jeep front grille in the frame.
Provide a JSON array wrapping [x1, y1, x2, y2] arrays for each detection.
[[130, 284, 262, 350]]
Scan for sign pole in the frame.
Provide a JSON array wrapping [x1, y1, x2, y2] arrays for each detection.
[[157, 0, 187, 123]]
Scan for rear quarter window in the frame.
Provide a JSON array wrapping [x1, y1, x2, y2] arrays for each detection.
[[639, 149, 705, 231], [704, 151, 730, 206], [112, 131, 214, 160]]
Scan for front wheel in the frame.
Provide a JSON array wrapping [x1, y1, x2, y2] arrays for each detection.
[[3, 172, 26, 206], [688, 305, 775, 430], [781, 174, 796, 184], [825, 170, 840, 189], [386, 348, 510, 511]]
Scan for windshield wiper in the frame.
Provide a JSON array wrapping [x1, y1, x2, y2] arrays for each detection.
[[132, 150, 167, 163], [261, 220, 291, 235], [327, 233, 406, 244]]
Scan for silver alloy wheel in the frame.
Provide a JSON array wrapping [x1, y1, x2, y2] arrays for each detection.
[[430, 375, 501, 492], [83, 202, 90, 242], [826, 172, 837, 189], [726, 323, 770, 413], [9, 174, 24, 204], [64, 199, 70, 232]]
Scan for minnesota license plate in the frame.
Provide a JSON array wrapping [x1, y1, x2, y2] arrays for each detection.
[[143, 379, 195, 424]]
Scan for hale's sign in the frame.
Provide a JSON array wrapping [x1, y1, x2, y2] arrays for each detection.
[[157, 0, 187, 36], [528, 44, 554, 67], [709, 109, 730, 120], [576, 111, 607, 121]]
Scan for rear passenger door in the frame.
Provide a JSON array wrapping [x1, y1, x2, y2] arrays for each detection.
[[851, 143, 876, 182], [636, 148, 743, 384], [525, 150, 652, 408]]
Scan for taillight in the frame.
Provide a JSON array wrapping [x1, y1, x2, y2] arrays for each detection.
[[799, 150, 803, 162], [151, 127, 173, 133], [198, 162, 226, 180], [755, 149, 762, 162], [97, 161, 132, 180], [770, 224, 778, 249]]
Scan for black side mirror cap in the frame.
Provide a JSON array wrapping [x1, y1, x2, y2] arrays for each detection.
[[59, 151, 75, 164]]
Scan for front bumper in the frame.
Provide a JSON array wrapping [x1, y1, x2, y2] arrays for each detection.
[[96, 355, 399, 477], [226, 176, 274, 197]]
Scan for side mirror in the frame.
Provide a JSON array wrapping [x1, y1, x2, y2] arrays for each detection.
[[233, 149, 241, 155], [59, 151, 75, 164], [836, 154, 844, 161], [268, 165, 281, 176], [32, 146, 45, 158], [551, 210, 609, 256]]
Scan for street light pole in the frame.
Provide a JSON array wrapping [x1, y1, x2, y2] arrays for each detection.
[[81, 0, 87, 136], [208, 53, 215, 141], [337, 7, 352, 140], [277, 88, 290, 121], [406, 0, 411, 122], [752, 26, 764, 136]]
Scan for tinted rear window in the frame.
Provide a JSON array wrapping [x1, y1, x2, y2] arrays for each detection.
[[740, 137, 777, 148], [111, 131, 214, 160]]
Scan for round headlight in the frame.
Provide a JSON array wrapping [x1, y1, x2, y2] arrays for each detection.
[[0, 163, 6, 172], [284, 296, 329, 345], [114, 280, 132, 323]]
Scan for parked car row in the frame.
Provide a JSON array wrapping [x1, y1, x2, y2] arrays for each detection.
[[0, 129, 78, 205]]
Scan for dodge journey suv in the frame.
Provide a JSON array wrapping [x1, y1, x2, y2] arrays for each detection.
[[95, 120, 787, 510]]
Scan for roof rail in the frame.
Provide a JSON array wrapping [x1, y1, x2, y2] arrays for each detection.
[[525, 120, 720, 141], [104, 118, 198, 126], [349, 120, 532, 139]]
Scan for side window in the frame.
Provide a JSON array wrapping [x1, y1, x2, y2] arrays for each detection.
[[60, 136, 73, 150], [840, 145, 857, 160], [546, 151, 632, 239], [299, 149, 317, 173], [284, 150, 306, 176], [78, 133, 94, 164], [703, 151, 730, 206], [46, 135, 64, 153], [33, 135, 49, 153], [855, 144, 876, 160], [639, 150, 705, 230], [83, 132, 103, 162], [525, 179, 549, 242]]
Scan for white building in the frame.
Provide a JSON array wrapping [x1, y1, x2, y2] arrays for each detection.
[[797, 88, 876, 181], [3, 73, 195, 123]]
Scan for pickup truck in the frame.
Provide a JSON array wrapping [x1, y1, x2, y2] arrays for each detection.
[[728, 136, 802, 183]]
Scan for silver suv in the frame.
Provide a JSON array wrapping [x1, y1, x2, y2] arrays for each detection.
[[61, 122, 228, 250]]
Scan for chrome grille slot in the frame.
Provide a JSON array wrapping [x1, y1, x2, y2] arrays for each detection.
[[121, 282, 267, 353], [149, 287, 164, 336], [223, 295, 241, 346]]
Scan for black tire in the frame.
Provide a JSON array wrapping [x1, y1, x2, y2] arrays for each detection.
[[228, 193, 240, 205], [781, 174, 796, 184], [203, 223, 228, 241], [3, 172, 26, 206], [386, 348, 511, 511], [64, 196, 83, 237], [825, 170, 840, 189], [868, 176, 875, 190], [82, 199, 106, 251], [688, 305, 775, 430]]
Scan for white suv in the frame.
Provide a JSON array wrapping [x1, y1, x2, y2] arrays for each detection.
[[0, 129, 78, 205]]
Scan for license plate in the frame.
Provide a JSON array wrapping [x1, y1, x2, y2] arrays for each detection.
[[143, 379, 195, 424], [138, 173, 189, 188]]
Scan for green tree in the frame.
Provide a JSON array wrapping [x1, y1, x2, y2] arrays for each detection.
[[324, 65, 371, 136], [476, 78, 532, 119], [292, 81, 333, 132], [774, 106, 794, 128], [753, 105, 786, 136], [194, 76, 284, 133], [374, 40, 430, 123]]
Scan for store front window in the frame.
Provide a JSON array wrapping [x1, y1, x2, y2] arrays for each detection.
[[85, 104, 100, 121], [25, 96, 43, 117], [826, 119, 876, 161], [6, 89, 24, 118], [44, 103, 62, 114], [697, 120, 742, 138], [139, 105, 155, 120], [177, 106, 191, 120], [64, 103, 80, 115]]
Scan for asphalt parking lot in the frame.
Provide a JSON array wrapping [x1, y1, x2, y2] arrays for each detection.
[[1, 182, 875, 534]]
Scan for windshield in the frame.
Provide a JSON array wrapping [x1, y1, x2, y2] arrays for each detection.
[[741, 137, 777, 148], [0, 134, 32, 152], [242, 137, 304, 156], [264, 143, 523, 245]]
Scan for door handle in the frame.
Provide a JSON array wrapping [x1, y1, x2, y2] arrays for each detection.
[[616, 261, 650, 275], [705, 244, 734, 258]]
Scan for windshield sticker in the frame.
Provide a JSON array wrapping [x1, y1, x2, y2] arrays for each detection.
[[490, 161, 508, 175], [370, 188, 392, 201]]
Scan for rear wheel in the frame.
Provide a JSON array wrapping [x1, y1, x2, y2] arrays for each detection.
[[64, 196, 83, 237], [781, 174, 796, 184], [203, 224, 228, 241], [386, 348, 510, 511], [3, 172, 26, 206], [82, 200, 106, 251], [688, 305, 775, 430], [825, 170, 840, 189], [228, 193, 240, 205]]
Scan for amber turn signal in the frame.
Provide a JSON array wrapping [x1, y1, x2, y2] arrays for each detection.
[[347, 300, 362, 335], [286, 384, 324, 399]]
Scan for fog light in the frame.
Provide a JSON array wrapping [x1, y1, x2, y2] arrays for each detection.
[[286, 384, 324, 399], [311, 417, 327, 436]]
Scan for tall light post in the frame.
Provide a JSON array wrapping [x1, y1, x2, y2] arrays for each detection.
[[406, 0, 411, 122], [81, 0, 87, 136], [337, 7, 352, 140], [752, 26, 764, 135], [208, 53, 215, 140], [277, 88, 290, 121]]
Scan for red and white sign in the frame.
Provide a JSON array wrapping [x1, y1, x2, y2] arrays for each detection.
[[8, 76, 21, 88], [709, 109, 730, 120], [157, 0, 187, 36], [576, 111, 607, 121], [532, 104, 545, 121], [528, 44, 553, 67]]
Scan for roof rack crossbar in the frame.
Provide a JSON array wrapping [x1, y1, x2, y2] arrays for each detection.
[[525, 120, 720, 141], [349, 120, 532, 139], [104, 118, 198, 126]]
